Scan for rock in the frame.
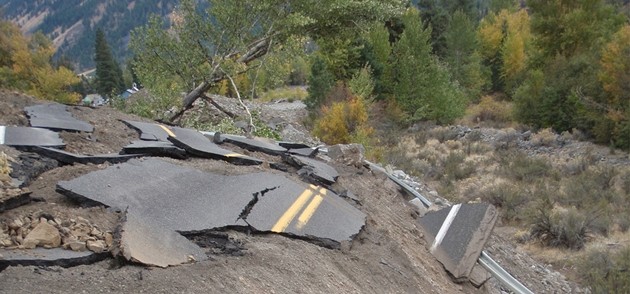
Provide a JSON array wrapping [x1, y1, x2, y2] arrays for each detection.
[[86, 240, 106, 253], [104, 232, 113, 248], [327, 144, 365, 167], [90, 227, 102, 237], [23, 222, 61, 248], [8, 218, 23, 230], [67, 240, 87, 252]]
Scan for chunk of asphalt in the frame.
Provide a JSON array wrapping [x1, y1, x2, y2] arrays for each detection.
[[0, 248, 108, 271], [120, 120, 171, 141], [283, 154, 339, 185], [0, 190, 32, 213], [32, 146, 143, 165], [0, 126, 65, 148], [56, 158, 365, 252], [278, 142, 312, 149], [9, 152, 58, 188], [287, 147, 318, 158], [118, 210, 206, 268], [217, 134, 287, 156], [121, 140, 187, 159], [417, 203, 498, 281], [24, 103, 93, 133], [167, 127, 263, 165]]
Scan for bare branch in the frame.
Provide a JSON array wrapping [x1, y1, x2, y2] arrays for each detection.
[[223, 68, 255, 138]]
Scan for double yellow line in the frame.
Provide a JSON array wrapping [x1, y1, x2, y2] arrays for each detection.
[[271, 184, 327, 233]]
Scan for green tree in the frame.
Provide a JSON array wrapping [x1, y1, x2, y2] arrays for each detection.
[[360, 23, 394, 99], [392, 8, 466, 124], [514, 0, 627, 141], [131, 0, 406, 121], [444, 10, 485, 100], [94, 28, 125, 97], [305, 55, 334, 109]]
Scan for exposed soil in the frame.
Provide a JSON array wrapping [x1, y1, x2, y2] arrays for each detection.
[[0, 91, 578, 293]]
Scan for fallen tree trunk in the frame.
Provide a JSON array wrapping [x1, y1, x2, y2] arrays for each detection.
[[169, 38, 271, 123]]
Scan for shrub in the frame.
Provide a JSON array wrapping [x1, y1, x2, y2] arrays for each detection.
[[482, 183, 528, 221], [578, 247, 630, 293], [465, 95, 513, 124], [529, 205, 589, 250], [499, 151, 551, 182], [313, 91, 372, 145], [442, 152, 476, 181], [531, 128, 557, 147]]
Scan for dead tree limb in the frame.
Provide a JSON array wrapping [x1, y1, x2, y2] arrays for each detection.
[[170, 37, 272, 123], [224, 70, 255, 138]]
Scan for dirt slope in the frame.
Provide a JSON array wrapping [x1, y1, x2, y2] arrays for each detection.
[[0, 90, 577, 293]]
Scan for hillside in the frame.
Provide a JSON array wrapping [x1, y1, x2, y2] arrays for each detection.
[[0, 90, 582, 293], [0, 0, 177, 71]]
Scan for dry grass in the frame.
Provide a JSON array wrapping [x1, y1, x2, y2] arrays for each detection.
[[258, 87, 307, 102]]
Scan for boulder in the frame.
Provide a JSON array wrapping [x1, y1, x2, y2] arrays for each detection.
[[23, 222, 61, 248], [327, 144, 365, 167]]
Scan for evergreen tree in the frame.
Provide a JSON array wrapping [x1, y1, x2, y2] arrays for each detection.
[[94, 28, 124, 97], [444, 10, 485, 100], [305, 55, 335, 109], [393, 8, 466, 124]]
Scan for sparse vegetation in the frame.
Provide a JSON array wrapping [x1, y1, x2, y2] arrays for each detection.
[[258, 87, 307, 103]]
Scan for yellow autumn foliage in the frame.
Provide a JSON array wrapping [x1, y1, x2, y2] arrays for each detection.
[[0, 20, 80, 103], [478, 9, 531, 92], [313, 95, 373, 145], [600, 25, 630, 109]]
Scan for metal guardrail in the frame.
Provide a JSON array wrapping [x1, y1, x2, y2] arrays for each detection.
[[479, 251, 533, 294], [364, 160, 533, 294]]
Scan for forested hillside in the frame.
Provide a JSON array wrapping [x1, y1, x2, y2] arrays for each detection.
[[0, 0, 176, 70]]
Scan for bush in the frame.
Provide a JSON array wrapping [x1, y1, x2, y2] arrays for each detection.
[[313, 89, 372, 145], [482, 183, 528, 221], [529, 205, 589, 250], [465, 95, 513, 125], [578, 247, 630, 293], [442, 152, 476, 181], [499, 151, 551, 182]]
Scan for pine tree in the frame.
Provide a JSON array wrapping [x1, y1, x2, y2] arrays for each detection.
[[305, 55, 334, 109], [94, 28, 124, 97], [393, 8, 466, 124], [444, 10, 485, 100]]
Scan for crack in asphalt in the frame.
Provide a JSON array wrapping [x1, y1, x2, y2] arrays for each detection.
[[236, 186, 279, 225]]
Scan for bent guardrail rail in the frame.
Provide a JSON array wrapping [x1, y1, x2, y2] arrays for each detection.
[[364, 160, 533, 294]]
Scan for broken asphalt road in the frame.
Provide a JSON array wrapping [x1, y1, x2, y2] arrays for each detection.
[[215, 133, 287, 156], [0, 248, 108, 271], [24, 103, 93, 133], [284, 154, 339, 185], [167, 127, 263, 165], [0, 126, 65, 148], [32, 147, 143, 165], [122, 120, 263, 165], [56, 158, 365, 265], [417, 203, 498, 281]]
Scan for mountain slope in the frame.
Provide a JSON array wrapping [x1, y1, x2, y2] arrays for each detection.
[[0, 0, 177, 71]]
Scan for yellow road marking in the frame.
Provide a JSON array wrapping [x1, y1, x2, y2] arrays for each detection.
[[158, 125, 176, 137], [271, 185, 317, 233], [296, 188, 326, 230], [224, 153, 244, 158]]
